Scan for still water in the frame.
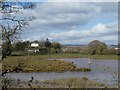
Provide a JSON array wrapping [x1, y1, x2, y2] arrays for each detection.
[[5, 58, 118, 85]]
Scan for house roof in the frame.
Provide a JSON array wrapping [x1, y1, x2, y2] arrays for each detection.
[[31, 43, 39, 47]]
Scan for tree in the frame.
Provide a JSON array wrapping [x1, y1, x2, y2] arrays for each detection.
[[45, 38, 51, 48], [52, 42, 61, 49], [51, 42, 61, 53], [15, 41, 27, 51], [117, 43, 120, 55], [88, 40, 107, 55], [44, 38, 51, 59], [39, 40, 45, 47], [0, 1, 36, 61]]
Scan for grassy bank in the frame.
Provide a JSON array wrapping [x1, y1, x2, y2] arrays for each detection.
[[4, 77, 113, 88], [2, 54, 118, 73], [2, 56, 91, 73], [11, 51, 118, 60], [28, 54, 118, 60], [42, 77, 109, 88]]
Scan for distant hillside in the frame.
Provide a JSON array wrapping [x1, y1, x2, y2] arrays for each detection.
[[62, 44, 87, 47], [63, 44, 117, 48]]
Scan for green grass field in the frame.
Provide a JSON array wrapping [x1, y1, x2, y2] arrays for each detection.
[[28, 53, 118, 60]]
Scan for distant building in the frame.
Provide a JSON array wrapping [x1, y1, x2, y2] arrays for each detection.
[[115, 48, 120, 50], [31, 43, 39, 47], [27, 43, 39, 52], [61, 45, 81, 53]]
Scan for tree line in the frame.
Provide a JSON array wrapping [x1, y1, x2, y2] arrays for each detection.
[[87, 40, 119, 55], [9, 38, 61, 55], [62, 40, 119, 55], [9, 39, 119, 55]]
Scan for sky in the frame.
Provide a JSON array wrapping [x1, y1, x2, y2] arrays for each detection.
[[4, 0, 119, 45], [6, 0, 120, 2]]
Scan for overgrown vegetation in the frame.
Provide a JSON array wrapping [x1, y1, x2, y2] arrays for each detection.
[[5, 77, 110, 88], [2, 56, 91, 73], [42, 77, 107, 88], [9, 40, 119, 57], [2, 77, 12, 90]]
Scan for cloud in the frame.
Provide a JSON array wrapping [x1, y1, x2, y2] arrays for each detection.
[[26, 2, 99, 29], [21, 2, 118, 45], [23, 2, 117, 30], [48, 22, 118, 44]]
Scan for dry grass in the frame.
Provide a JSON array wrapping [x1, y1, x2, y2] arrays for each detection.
[[2, 56, 91, 72]]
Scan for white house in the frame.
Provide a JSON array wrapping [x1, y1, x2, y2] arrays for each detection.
[[115, 48, 120, 50], [27, 43, 39, 52], [31, 43, 39, 48]]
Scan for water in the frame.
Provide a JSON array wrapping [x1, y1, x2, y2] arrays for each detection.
[[5, 58, 118, 86]]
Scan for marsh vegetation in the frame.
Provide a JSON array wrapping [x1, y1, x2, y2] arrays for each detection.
[[2, 55, 91, 73]]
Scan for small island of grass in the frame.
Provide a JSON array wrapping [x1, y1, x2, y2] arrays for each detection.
[[2, 56, 91, 73]]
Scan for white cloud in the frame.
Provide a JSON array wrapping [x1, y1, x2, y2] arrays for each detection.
[[48, 22, 118, 44], [22, 2, 117, 30], [21, 2, 118, 45], [34, 2, 97, 24], [22, 22, 118, 45]]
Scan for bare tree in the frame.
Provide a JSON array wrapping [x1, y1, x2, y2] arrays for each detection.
[[0, 1, 36, 90], [0, 1, 36, 62]]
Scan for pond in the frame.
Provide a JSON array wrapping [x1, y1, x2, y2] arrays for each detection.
[[5, 58, 118, 86]]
